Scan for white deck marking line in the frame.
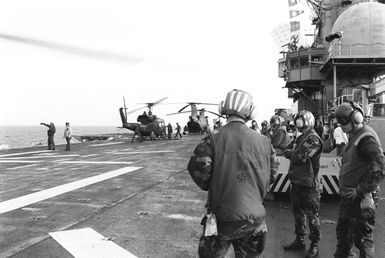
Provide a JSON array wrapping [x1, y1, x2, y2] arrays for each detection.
[[0, 160, 42, 163], [50, 228, 138, 258], [55, 158, 74, 162], [82, 154, 98, 158], [89, 142, 123, 147], [59, 161, 133, 165], [7, 164, 39, 170], [0, 166, 141, 214], [2, 154, 80, 159], [0, 150, 51, 158], [120, 148, 134, 151], [113, 150, 174, 155]]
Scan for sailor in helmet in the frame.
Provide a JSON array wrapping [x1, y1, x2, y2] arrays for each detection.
[[333, 102, 385, 258], [283, 110, 323, 258], [269, 114, 291, 155], [187, 89, 278, 257]]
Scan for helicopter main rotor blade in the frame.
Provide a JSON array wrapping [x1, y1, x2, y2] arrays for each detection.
[[139, 97, 169, 107], [126, 105, 147, 115], [153, 97, 168, 105], [166, 111, 191, 116], [123, 97, 128, 118], [178, 105, 190, 113], [206, 111, 225, 118], [190, 102, 218, 106], [0, 33, 143, 65]]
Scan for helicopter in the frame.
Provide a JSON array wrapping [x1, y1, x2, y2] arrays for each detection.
[[167, 102, 223, 133], [119, 97, 167, 140]]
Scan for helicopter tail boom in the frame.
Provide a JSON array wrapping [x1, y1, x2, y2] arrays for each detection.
[[119, 108, 140, 132]]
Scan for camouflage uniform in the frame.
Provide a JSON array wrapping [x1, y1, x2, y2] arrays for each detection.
[[284, 129, 323, 245], [188, 119, 278, 258], [334, 126, 385, 258], [271, 125, 291, 156]]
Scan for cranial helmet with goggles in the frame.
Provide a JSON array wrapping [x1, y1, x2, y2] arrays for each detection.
[[334, 101, 364, 126], [270, 115, 284, 127], [294, 110, 315, 132], [218, 89, 257, 121]]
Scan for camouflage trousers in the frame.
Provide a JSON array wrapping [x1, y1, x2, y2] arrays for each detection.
[[289, 184, 321, 243], [198, 220, 267, 258], [334, 198, 375, 258]]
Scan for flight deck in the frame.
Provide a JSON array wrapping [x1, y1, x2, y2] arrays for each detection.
[[1, 135, 384, 258]]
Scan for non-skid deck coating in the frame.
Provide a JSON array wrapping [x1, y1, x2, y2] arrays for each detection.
[[0, 135, 384, 258]]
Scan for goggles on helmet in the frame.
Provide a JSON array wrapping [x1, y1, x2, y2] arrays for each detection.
[[336, 116, 350, 126]]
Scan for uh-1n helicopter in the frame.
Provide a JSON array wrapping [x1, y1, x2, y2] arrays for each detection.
[[167, 102, 223, 133], [119, 97, 167, 140]]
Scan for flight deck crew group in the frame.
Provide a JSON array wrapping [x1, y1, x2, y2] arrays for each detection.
[[188, 89, 385, 258]]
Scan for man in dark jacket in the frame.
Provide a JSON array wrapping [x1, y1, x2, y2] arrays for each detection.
[[188, 89, 278, 258], [283, 110, 323, 258], [40, 121, 56, 150], [167, 123, 173, 140], [333, 102, 385, 258], [270, 115, 291, 155]]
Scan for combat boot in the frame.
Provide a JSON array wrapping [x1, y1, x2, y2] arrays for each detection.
[[283, 236, 306, 250], [305, 242, 319, 258]]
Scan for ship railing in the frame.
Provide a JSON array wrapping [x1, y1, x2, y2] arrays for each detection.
[[329, 42, 385, 58]]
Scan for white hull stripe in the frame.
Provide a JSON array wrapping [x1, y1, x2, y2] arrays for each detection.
[[0, 166, 141, 214], [50, 228, 137, 258]]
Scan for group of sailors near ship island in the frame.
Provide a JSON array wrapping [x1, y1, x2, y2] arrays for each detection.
[[187, 89, 384, 258], [38, 88, 385, 258]]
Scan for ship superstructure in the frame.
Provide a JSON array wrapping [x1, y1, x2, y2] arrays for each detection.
[[278, 0, 385, 122]]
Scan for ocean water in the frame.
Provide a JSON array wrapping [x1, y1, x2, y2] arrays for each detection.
[[0, 125, 127, 150]]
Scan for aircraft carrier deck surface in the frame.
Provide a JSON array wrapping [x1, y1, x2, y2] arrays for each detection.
[[1, 134, 384, 258]]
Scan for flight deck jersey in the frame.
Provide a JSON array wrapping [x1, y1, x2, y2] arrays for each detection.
[[188, 121, 278, 223]]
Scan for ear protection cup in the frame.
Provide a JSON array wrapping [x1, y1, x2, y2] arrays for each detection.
[[218, 101, 224, 115], [295, 118, 304, 128], [349, 101, 364, 124]]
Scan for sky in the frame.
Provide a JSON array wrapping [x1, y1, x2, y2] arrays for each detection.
[[0, 0, 293, 127]]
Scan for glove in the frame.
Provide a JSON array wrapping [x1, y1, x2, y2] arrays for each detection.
[[340, 187, 363, 200]]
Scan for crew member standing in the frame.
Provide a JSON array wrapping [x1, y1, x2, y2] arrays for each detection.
[[64, 122, 72, 151], [333, 123, 348, 157], [188, 89, 278, 257], [175, 122, 182, 139], [167, 123, 173, 140], [333, 102, 385, 258], [40, 121, 56, 150], [283, 110, 323, 258], [250, 120, 260, 133], [270, 115, 291, 155], [131, 124, 142, 143]]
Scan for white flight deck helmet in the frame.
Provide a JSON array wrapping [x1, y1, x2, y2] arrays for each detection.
[[218, 89, 257, 121], [294, 110, 315, 132]]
